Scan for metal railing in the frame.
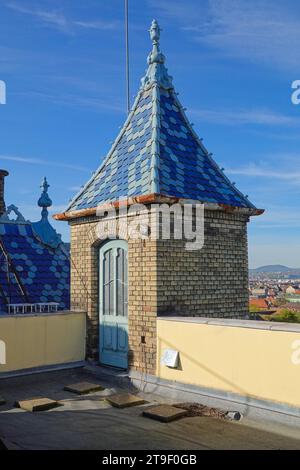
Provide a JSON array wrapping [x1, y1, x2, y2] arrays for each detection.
[[7, 303, 59, 315]]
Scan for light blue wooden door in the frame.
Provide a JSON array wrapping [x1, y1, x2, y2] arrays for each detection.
[[99, 240, 128, 369]]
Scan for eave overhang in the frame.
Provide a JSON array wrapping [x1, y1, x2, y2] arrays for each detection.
[[53, 194, 264, 221]]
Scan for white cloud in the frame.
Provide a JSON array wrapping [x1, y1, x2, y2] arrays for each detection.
[[226, 163, 300, 181], [0, 155, 90, 172], [7, 3, 68, 30], [73, 20, 120, 31], [203, 0, 300, 68], [189, 107, 300, 126], [6, 2, 120, 34], [13, 90, 124, 113], [150, 0, 300, 69]]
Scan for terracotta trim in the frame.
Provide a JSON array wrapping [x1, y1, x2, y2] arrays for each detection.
[[53, 194, 264, 221]]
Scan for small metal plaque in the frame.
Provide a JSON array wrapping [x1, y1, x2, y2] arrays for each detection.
[[161, 349, 179, 368]]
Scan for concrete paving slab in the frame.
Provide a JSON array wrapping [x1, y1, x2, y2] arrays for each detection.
[[107, 393, 146, 408], [143, 404, 188, 422], [15, 398, 60, 412], [52, 399, 112, 412], [64, 382, 105, 395]]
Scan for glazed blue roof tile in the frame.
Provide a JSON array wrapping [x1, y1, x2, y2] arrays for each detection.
[[66, 20, 256, 213], [0, 222, 70, 312], [0, 180, 70, 313]]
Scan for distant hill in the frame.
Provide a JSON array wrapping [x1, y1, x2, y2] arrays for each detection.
[[250, 265, 299, 273]]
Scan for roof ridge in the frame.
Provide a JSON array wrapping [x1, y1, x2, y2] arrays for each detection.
[[149, 84, 160, 193]]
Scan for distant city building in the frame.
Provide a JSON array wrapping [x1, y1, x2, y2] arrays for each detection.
[[285, 295, 300, 304], [250, 288, 267, 298], [249, 298, 273, 311], [0, 170, 70, 314], [286, 286, 297, 294]]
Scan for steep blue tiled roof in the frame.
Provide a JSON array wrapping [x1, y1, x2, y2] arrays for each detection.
[[0, 179, 70, 313], [67, 20, 256, 213]]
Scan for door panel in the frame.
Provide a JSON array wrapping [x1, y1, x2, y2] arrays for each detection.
[[102, 323, 114, 350], [117, 326, 128, 351], [99, 240, 128, 369]]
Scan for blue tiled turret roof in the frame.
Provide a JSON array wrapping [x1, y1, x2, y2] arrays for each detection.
[[66, 20, 256, 213], [0, 178, 70, 313]]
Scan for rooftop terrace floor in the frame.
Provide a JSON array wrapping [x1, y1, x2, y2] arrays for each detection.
[[0, 367, 299, 450]]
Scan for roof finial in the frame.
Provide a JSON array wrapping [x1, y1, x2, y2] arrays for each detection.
[[148, 19, 165, 65], [141, 19, 173, 89], [150, 19, 161, 46], [38, 177, 52, 220]]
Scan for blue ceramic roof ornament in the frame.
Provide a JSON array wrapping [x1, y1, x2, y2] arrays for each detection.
[[33, 177, 62, 249], [64, 20, 260, 214], [38, 177, 52, 219]]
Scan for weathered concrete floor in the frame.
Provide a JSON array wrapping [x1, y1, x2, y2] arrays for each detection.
[[0, 367, 300, 450]]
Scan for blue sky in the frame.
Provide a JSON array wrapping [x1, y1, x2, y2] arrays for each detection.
[[1, 0, 300, 268]]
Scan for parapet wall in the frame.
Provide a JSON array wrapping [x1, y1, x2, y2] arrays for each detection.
[[157, 317, 300, 409], [0, 311, 86, 375]]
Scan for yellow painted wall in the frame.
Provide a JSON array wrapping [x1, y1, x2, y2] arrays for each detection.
[[0, 312, 86, 373], [157, 318, 300, 408]]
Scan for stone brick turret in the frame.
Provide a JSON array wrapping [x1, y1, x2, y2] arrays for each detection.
[[54, 20, 264, 373]]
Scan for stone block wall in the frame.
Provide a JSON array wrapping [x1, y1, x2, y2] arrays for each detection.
[[156, 210, 249, 318]]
